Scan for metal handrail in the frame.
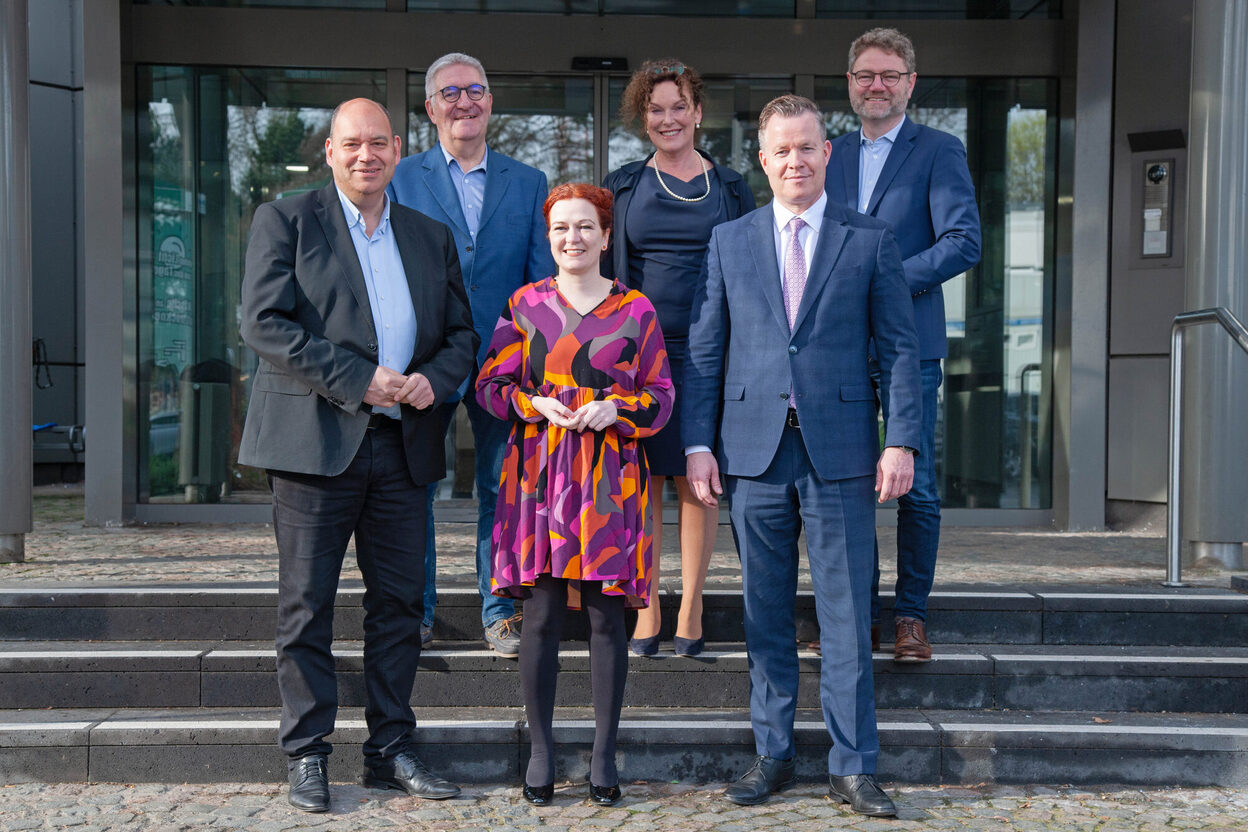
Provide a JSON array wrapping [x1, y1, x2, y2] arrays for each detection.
[[1165, 307, 1248, 586]]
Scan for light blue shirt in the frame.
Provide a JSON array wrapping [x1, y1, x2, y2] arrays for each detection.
[[440, 143, 488, 239], [771, 191, 827, 292], [336, 186, 417, 421], [858, 115, 907, 213]]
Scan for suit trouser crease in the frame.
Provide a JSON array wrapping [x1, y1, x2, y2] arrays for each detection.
[[727, 426, 880, 775], [871, 358, 943, 622], [423, 389, 515, 628], [273, 426, 428, 761]]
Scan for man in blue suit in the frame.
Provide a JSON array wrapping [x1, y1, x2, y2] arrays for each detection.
[[388, 52, 555, 657], [826, 28, 982, 662], [684, 95, 921, 817]]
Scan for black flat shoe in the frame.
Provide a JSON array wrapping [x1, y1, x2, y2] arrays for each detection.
[[588, 782, 622, 805], [522, 783, 554, 805], [629, 634, 659, 657], [673, 635, 704, 657]]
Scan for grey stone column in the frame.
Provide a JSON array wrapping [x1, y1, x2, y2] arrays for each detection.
[[0, 0, 33, 562], [1181, 0, 1248, 568]]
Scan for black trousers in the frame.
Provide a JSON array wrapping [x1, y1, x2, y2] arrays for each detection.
[[270, 421, 428, 762]]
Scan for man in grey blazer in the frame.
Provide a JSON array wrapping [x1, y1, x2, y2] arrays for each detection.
[[683, 95, 921, 817], [388, 52, 554, 657], [238, 98, 477, 813]]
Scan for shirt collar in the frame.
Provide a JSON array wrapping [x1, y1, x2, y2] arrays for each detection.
[[860, 114, 907, 146], [335, 185, 391, 236], [773, 190, 828, 235], [439, 142, 488, 174]]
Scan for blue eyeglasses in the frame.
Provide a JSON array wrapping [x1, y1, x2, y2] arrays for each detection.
[[432, 84, 488, 103]]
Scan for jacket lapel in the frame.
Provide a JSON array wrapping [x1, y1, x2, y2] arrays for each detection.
[[313, 184, 374, 318], [865, 119, 918, 216], [790, 204, 849, 335], [477, 153, 511, 230], [392, 214, 433, 365], [839, 136, 860, 211], [745, 208, 790, 335], [421, 149, 470, 236]]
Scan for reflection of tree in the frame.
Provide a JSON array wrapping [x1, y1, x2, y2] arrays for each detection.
[[231, 108, 325, 210], [488, 114, 593, 185], [1007, 110, 1046, 206]]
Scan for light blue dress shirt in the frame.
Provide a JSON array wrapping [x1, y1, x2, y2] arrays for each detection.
[[336, 186, 417, 421], [440, 143, 488, 239], [858, 115, 907, 213], [771, 191, 827, 292]]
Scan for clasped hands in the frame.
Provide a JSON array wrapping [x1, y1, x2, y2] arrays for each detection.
[[364, 366, 435, 410], [531, 395, 618, 432]]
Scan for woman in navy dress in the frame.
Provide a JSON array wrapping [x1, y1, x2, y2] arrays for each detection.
[[603, 58, 756, 657]]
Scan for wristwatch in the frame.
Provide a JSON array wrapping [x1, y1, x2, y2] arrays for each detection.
[[892, 446, 918, 456]]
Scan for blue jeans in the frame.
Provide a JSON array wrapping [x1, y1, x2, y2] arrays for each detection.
[[422, 391, 515, 629], [871, 358, 942, 623]]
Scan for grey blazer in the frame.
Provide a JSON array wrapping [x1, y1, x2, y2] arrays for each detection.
[[237, 183, 478, 483]]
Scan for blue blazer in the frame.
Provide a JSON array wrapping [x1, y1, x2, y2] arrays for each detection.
[[682, 199, 922, 481], [387, 144, 555, 372], [826, 118, 981, 360]]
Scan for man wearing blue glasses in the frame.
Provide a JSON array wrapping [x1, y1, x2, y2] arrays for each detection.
[[826, 28, 982, 664], [389, 53, 555, 658]]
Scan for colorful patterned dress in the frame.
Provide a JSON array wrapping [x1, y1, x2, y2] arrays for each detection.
[[476, 277, 674, 610]]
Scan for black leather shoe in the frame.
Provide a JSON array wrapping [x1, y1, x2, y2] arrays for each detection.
[[722, 755, 795, 805], [287, 753, 329, 813], [522, 782, 554, 805], [828, 773, 896, 817], [362, 751, 461, 800], [589, 782, 622, 805]]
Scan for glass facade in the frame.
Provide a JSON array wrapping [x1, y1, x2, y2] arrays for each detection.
[[816, 75, 1057, 508], [135, 66, 384, 503]]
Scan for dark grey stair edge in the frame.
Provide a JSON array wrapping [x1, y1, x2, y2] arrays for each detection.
[[4, 585, 1245, 609], [2, 708, 1247, 786]]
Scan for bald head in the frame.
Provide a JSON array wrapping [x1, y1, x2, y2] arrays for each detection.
[[324, 98, 401, 213]]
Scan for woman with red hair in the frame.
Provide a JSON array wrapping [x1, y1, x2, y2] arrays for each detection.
[[476, 183, 673, 806]]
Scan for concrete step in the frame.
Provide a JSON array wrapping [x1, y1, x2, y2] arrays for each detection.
[[3, 585, 1247, 645], [3, 641, 1247, 714], [2, 706, 1245, 787]]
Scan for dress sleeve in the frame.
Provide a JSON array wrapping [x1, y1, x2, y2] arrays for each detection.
[[604, 297, 674, 438], [475, 292, 546, 423]]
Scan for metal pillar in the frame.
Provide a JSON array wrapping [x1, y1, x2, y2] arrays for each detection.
[[0, 0, 33, 562], [1181, 0, 1248, 570]]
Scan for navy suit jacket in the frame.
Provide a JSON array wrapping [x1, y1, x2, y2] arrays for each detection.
[[238, 183, 478, 483], [826, 118, 981, 360], [683, 199, 922, 481], [387, 144, 555, 372]]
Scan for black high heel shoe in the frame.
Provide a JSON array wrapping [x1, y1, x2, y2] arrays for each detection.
[[589, 782, 622, 806], [522, 783, 554, 805], [629, 634, 659, 657], [673, 635, 704, 657]]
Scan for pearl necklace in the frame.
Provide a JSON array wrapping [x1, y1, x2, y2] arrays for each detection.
[[653, 153, 711, 203]]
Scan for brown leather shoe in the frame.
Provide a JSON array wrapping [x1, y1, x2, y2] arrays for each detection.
[[893, 617, 932, 663]]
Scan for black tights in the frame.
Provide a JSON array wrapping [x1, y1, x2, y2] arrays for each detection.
[[520, 575, 628, 788]]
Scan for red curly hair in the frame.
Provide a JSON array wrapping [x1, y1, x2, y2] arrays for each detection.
[[543, 183, 614, 233]]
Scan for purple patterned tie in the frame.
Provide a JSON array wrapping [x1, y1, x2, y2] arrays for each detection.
[[782, 216, 807, 329]]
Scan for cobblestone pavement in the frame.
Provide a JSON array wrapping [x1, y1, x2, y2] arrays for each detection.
[[5, 487, 1243, 588], [1, 781, 1247, 831]]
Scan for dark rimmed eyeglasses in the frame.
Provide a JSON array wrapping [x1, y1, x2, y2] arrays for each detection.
[[849, 71, 913, 88], [647, 63, 686, 76], [432, 83, 488, 103]]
